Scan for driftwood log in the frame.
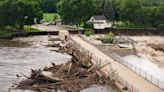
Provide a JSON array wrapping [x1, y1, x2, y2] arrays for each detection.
[[16, 42, 114, 92]]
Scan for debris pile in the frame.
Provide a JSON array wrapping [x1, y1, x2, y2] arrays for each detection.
[[15, 42, 114, 92]]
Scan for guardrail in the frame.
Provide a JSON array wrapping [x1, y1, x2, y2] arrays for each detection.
[[110, 53, 164, 90], [69, 35, 139, 92], [78, 34, 164, 90], [116, 73, 139, 92]]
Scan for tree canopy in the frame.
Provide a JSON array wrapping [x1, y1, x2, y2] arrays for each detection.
[[0, 0, 43, 30], [0, 0, 163, 29], [38, 0, 59, 13], [102, 0, 115, 20], [57, 0, 102, 26], [56, 0, 164, 28]]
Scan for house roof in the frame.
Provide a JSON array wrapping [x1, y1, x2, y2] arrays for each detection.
[[92, 15, 106, 20]]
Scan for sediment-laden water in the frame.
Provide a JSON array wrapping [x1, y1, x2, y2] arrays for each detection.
[[123, 55, 164, 89], [0, 36, 120, 92], [0, 36, 71, 92]]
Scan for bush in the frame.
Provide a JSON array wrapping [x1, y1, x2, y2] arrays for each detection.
[[84, 30, 94, 37], [158, 24, 164, 29], [100, 32, 115, 43], [24, 26, 41, 32], [5, 26, 14, 31], [83, 23, 93, 29], [54, 14, 60, 21]]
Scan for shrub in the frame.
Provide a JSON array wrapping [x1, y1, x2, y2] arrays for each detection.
[[54, 14, 60, 21], [100, 32, 115, 43], [83, 23, 93, 29], [158, 24, 164, 29], [5, 26, 14, 31], [84, 30, 94, 37], [24, 26, 41, 32]]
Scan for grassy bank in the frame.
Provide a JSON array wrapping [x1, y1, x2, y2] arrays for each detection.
[[0, 26, 41, 38], [112, 21, 164, 29], [43, 13, 60, 22]]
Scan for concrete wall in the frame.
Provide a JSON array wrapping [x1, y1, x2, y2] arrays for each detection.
[[94, 23, 106, 29], [98, 44, 135, 57], [94, 28, 164, 36]]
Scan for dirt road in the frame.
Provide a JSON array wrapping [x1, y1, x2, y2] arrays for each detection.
[[32, 24, 82, 32], [71, 35, 163, 92]]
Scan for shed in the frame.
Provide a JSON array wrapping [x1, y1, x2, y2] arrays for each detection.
[[87, 15, 112, 29]]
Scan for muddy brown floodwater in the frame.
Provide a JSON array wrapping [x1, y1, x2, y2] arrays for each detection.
[[0, 36, 120, 92], [0, 36, 71, 92]]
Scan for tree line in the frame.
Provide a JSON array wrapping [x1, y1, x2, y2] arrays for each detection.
[[57, 0, 164, 28], [37, 0, 59, 13], [0, 0, 43, 30], [0, 0, 164, 30], [0, 0, 59, 30]]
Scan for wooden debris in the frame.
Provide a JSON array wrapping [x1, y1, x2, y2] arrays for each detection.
[[15, 42, 114, 92], [68, 62, 72, 75], [41, 71, 63, 82], [97, 62, 111, 70]]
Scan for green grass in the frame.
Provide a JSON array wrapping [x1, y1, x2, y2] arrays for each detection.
[[113, 21, 155, 29], [43, 13, 60, 22], [0, 26, 42, 37], [24, 26, 41, 32], [0, 26, 17, 36], [0, 30, 16, 37]]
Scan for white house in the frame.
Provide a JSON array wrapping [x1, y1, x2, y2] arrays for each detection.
[[87, 15, 112, 29]]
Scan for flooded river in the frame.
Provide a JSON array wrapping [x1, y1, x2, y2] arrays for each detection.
[[0, 36, 120, 92], [0, 36, 71, 92]]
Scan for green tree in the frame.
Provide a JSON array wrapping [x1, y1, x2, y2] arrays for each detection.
[[102, 0, 115, 20], [111, 0, 122, 22], [38, 0, 59, 13], [57, 0, 102, 26], [120, 0, 142, 25], [141, 7, 158, 27], [0, 0, 43, 30], [141, 0, 160, 6], [156, 3, 164, 25]]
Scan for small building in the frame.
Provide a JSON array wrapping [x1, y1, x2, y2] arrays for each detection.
[[87, 15, 112, 29]]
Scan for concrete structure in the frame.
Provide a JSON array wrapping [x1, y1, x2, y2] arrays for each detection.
[[59, 30, 69, 41], [71, 36, 163, 92], [87, 15, 112, 29]]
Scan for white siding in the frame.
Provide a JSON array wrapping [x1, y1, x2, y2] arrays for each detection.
[[105, 22, 112, 28], [88, 16, 112, 29], [94, 23, 106, 29]]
